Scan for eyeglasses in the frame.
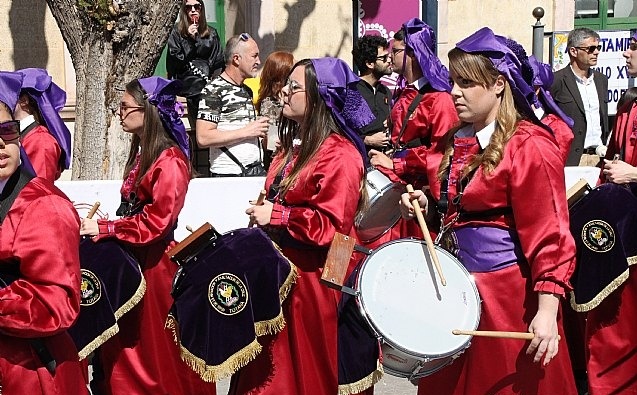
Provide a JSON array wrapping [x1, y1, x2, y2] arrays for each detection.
[[184, 3, 201, 11], [391, 48, 405, 56], [119, 103, 144, 114], [0, 120, 20, 142], [286, 79, 305, 94], [574, 45, 602, 54], [239, 33, 251, 42], [376, 54, 390, 63]]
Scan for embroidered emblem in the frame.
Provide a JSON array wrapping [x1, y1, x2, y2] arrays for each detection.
[[80, 269, 101, 306], [582, 220, 615, 252], [208, 273, 248, 315]]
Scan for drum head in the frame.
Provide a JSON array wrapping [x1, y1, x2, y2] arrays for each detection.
[[357, 239, 480, 358]]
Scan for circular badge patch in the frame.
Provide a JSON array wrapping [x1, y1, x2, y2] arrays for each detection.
[[80, 269, 101, 306], [208, 273, 248, 316], [581, 220, 615, 253]]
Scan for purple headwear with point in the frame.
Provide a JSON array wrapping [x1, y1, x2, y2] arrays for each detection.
[[0, 71, 36, 176], [310, 58, 375, 165], [402, 18, 452, 92], [137, 77, 189, 159], [527, 56, 574, 128], [455, 27, 542, 125], [632, 31, 637, 41], [17, 68, 73, 169]]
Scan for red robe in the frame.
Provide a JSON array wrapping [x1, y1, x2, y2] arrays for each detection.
[[418, 121, 577, 395], [22, 124, 63, 182], [229, 134, 364, 395], [541, 113, 574, 167], [0, 177, 86, 394], [585, 103, 637, 395], [90, 147, 216, 395]]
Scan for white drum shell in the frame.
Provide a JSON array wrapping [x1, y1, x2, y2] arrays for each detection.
[[355, 239, 481, 379], [355, 169, 404, 243]]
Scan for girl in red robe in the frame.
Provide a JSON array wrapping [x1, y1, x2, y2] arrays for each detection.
[[0, 71, 86, 394], [80, 77, 216, 395], [401, 28, 577, 395], [234, 58, 375, 395]]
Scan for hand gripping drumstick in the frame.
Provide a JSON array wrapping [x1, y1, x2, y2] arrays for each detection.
[[406, 184, 446, 286], [452, 329, 561, 340], [248, 189, 267, 228], [86, 202, 101, 219]]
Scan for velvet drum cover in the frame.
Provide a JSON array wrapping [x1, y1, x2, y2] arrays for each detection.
[[166, 227, 297, 382], [68, 238, 146, 359], [569, 182, 637, 311]]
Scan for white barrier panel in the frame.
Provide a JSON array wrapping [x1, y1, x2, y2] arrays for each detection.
[[564, 166, 601, 190], [57, 177, 267, 241]]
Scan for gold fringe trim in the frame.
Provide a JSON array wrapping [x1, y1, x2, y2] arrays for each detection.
[[114, 271, 146, 320], [178, 337, 262, 382], [627, 255, 637, 265], [254, 310, 286, 337], [279, 262, 298, 303], [77, 322, 120, 361], [165, 314, 180, 344], [570, 269, 630, 312], [338, 360, 384, 395]]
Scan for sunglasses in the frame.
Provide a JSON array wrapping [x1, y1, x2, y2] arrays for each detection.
[[184, 3, 201, 11], [0, 120, 20, 142], [376, 54, 391, 63], [239, 32, 251, 42], [574, 45, 602, 54]]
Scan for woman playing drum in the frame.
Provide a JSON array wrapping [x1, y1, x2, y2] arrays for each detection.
[[79, 77, 216, 395], [401, 28, 577, 395], [236, 58, 374, 395]]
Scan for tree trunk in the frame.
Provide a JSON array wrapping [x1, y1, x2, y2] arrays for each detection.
[[45, 0, 181, 180]]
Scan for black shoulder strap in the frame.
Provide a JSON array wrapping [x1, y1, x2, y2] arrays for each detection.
[[0, 167, 35, 224], [394, 92, 424, 150], [20, 121, 39, 140], [220, 147, 247, 172]]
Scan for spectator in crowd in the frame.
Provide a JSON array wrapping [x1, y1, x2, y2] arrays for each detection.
[[551, 27, 609, 166], [196, 33, 269, 177]]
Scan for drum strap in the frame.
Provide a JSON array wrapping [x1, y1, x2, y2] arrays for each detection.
[[393, 89, 426, 152], [0, 167, 56, 375]]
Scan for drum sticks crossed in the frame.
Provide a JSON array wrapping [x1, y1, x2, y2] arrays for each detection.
[[406, 184, 447, 286]]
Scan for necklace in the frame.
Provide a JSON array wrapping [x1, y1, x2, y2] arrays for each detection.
[[223, 71, 242, 86]]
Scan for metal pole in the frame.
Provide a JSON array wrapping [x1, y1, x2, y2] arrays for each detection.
[[532, 7, 545, 61]]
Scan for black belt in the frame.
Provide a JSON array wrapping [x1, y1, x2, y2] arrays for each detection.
[[583, 146, 598, 155], [210, 173, 241, 177]]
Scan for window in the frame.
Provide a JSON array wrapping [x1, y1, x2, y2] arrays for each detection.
[[575, 0, 637, 29]]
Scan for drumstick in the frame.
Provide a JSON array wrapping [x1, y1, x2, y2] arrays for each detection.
[[186, 225, 194, 233], [248, 189, 267, 228], [86, 202, 100, 219], [452, 329, 561, 340], [612, 153, 620, 164], [406, 184, 446, 286]]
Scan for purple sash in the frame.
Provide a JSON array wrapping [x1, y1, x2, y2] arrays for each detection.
[[442, 226, 524, 272]]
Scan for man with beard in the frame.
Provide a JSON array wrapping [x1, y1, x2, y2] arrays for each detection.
[[352, 35, 393, 152]]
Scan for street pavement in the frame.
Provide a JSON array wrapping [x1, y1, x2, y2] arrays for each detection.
[[216, 374, 418, 394]]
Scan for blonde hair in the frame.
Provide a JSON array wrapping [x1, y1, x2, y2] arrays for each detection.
[[438, 48, 521, 181]]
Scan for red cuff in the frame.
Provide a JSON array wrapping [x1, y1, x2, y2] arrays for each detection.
[[270, 203, 291, 227], [94, 220, 116, 241], [533, 280, 568, 298], [393, 157, 407, 176]]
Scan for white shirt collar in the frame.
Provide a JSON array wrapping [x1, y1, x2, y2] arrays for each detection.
[[455, 121, 496, 149], [19, 115, 36, 132], [411, 76, 429, 91]]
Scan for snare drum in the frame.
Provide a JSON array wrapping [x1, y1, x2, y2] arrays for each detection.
[[356, 168, 404, 243], [355, 239, 481, 379]]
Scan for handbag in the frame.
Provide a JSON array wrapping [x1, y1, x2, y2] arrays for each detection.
[[220, 147, 267, 177]]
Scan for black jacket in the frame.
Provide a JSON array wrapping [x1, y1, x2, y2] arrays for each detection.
[[550, 66, 609, 166], [166, 26, 224, 97]]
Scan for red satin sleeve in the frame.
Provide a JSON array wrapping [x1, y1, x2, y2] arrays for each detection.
[[22, 126, 63, 182], [0, 194, 81, 338], [541, 114, 574, 167], [509, 134, 576, 296], [269, 138, 363, 247], [95, 149, 189, 245]]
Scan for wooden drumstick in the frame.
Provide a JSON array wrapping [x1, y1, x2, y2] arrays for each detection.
[[406, 184, 446, 286], [86, 202, 100, 219], [452, 329, 561, 340], [248, 189, 267, 228], [186, 225, 194, 233]]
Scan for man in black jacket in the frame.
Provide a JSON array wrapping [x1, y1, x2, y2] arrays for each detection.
[[551, 27, 609, 166]]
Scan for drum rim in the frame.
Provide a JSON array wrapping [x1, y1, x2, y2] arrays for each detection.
[[355, 238, 482, 359], [355, 181, 403, 242]]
